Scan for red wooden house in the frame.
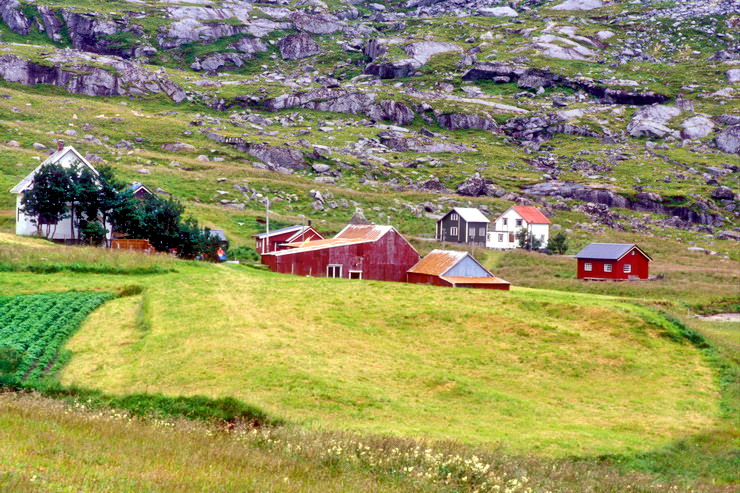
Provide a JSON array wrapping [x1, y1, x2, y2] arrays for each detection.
[[254, 225, 324, 254], [575, 243, 652, 280], [407, 249, 510, 290], [261, 224, 420, 282]]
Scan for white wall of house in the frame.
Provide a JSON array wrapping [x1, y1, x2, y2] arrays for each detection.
[[486, 209, 549, 250], [13, 147, 112, 242]]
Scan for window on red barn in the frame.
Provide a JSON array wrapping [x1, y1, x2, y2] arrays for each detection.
[[604, 264, 613, 273], [624, 264, 631, 273], [584, 262, 592, 272]]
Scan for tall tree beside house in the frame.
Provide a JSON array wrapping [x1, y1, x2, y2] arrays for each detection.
[[548, 232, 568, 255], [20, 161, 73, 238], [515, 228, 543, 251]]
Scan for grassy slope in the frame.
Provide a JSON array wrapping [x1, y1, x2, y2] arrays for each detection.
[[0, 233, 720, 456]]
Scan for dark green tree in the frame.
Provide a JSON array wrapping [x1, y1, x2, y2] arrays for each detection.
[[20, 161, 72, 238], [515, 228, 543, 251], [548, 231, 568, 255]]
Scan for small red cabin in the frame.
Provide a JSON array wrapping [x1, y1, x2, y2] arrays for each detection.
[[261, 224, 420, 283], [254, 225, 324, 254], [407, 249, 510, 290], [575, 243, 652, 280]]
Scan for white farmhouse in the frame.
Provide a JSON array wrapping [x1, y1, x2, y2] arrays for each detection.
[[10, 143, 112, 242], [486, 205, 551, 250]]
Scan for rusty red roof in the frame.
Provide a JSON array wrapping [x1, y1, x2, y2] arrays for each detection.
[[511, 206, 551, 224], [407, 249, 468, 276], [441, 276, 511, 286], [266, 225, 400, 256]]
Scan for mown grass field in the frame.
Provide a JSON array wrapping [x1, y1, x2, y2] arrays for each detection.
[[0, 233, 728, 458]]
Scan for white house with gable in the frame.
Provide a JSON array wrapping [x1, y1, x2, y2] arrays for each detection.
[[10, 143, 113, 242], [486, 205, 551, 250]]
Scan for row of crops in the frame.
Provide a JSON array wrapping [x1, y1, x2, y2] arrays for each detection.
[[0, 291, 113, 382]]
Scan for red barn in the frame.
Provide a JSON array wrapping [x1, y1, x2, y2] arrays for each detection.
[[261, 224, 420, 282], [575, 243, 652, 280], [254, 225, 324, 254], [407, 250, 510, 290]]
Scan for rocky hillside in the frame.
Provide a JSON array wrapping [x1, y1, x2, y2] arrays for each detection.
[[0, 0, 737, 244]]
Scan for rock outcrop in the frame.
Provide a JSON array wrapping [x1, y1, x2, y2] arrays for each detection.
[[264, 88, 415, 125], [551, 0, 605, 10], [278, 33, 322, 60], [524, 181, 724, 226], [462, 62, 669, 105], [627, 105, 680, 139], [716, 125, 740, 154], [437, 113, 497, 131], [202, 130, 306, 170], [379, 131, 471, 153], [0, 52, 185, 102]]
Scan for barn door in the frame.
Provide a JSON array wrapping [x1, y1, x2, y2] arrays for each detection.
[[349, 271, 362, 280]]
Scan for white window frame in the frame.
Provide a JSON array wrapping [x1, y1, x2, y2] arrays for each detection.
[[479, 227, 486, 236], [604, 263, 613, 273], [516, 219, 523, 227], [450, 226, 458, 236], [327, 264, 342, 278], [584, 262, 592, 272], [498, 234, 504, 242], [469, 229, 475, 238], [623, 264, 631, 273], [348, 270, 362, 280], [451, 213, 458, 221], [502, 218, 508, 226]]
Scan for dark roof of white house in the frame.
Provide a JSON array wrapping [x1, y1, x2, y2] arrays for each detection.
[[575, 243, 651, 261], [206, 229, 227, 242]]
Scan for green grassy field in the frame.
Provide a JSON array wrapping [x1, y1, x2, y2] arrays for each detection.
[[0, 233, 725, 457]]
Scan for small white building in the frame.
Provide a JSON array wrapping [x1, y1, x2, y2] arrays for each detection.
[[486, 205, 551, 250], [10, 144, 112, 242]]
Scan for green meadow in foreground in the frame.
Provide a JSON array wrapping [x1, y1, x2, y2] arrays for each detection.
[[0, 234, 723, 456]]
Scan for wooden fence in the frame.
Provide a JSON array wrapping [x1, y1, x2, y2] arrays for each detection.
[[110, 239, 154, 253]]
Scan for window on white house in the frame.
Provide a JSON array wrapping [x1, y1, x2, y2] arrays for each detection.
[[450, 226, 458, 236], [498, 234, 504, 242], [623, 264, 631, 273], [451, 213, 458, 221], [604, 264, 613, 273], [327, 265, 342, 278], [584, 262, 592, 272], [516, 219, 523, 227], [502, 218, 508, 226]]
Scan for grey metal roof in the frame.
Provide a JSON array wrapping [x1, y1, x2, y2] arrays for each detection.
[[253, 225, 306, 239], [575, 243, 649, 260]]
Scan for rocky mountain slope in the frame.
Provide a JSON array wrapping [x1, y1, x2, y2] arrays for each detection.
[[0, 0, 737, 244]]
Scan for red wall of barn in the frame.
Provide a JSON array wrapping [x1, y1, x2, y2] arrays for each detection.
[[577, 249, 650, 280], [406, 272, 453, 287], [264, 230, 420, 282]]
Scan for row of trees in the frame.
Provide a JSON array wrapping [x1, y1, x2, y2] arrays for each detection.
[[21, 160, 226, 260]]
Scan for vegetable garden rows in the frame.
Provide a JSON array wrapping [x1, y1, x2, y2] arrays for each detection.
[[0, 292, 113, 382]]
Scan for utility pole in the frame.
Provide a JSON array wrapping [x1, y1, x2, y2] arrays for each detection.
[[263, 198, 270, 254]]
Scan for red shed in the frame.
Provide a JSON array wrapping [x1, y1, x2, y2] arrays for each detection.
[[575, 243, 652, 280], [261, 224, 420, 282], [407, 249, 510, 290], [254, 225, 324, 254]]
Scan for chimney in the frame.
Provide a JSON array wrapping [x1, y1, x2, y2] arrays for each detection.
[[308, 219, 312, 227], [57, 140, 64, 152]]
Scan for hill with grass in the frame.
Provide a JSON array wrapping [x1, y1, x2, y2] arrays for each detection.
[[0, 0, 738, 490]]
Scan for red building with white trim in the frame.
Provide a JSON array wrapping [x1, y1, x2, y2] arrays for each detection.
[[254, 225, 324, 254], [575, 243, 652, 280], [261, 224, 420, 282]]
